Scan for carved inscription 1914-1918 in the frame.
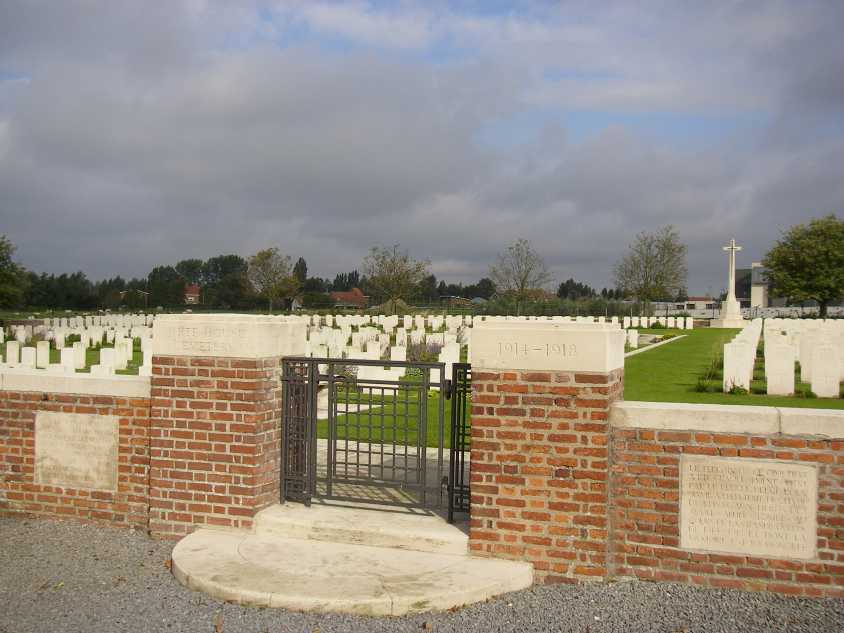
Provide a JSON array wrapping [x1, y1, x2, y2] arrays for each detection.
[[35, 412, 119, 491], [680, 455, 817, 560]]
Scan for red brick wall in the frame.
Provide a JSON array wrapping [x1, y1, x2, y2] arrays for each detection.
[[469, 368, 624, 583], [610, 428, 844, 598], [148, 355, 282, 538], [0, 390, 150, 527]]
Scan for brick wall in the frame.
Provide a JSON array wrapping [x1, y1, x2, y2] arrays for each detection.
[[610, 427, 844, 598], [148, 355, 282, 538], [0, 390, 150, 527], [469, 368, 624, 583]]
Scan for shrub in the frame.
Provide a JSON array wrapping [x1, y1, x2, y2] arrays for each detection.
[[694, 377, 717, 393]]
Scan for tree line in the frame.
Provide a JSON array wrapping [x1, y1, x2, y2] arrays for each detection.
[[0, 214, 840, 315]]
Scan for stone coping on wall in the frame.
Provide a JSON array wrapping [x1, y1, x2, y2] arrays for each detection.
[[0, 368, 150, 397], [611, 400, 844, 438], [152, 313, 307, 359], [471, 321, 626, 372]]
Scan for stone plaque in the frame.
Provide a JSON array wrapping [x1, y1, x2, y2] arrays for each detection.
[[680, 456, 817, 560], [471, 323, 625, 372], [151, 314, 305, 358], [35, 412, 119, 491]]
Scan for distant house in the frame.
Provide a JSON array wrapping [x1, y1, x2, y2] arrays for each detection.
[[184, 284, 201, 305], [677, 296, 716, 311], [329, 287, 368, 309], [440, 295, 473, 308]]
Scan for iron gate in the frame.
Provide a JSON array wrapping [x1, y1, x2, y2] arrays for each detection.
[[448, 363, 471, 522], [281, 356, 471, 519]]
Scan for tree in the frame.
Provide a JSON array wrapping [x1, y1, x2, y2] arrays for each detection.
[[489, 238, 552, 315], [293, 257, 308, 284], [147, 266, 185, 306], [466, 277, 496, 299], [557, 278, 595, 300], [175, 259, 204, 285], [0, 235, 27, 308], [763, 214, 844, 317], [247, 248, 299, 311], [331, 270, 360, 291], [613, 226, 687, 313], [202, 254, 252, 308], [302, 277, 327, 293], [362, 244, 430, 313], [418, 274, 438, 302]]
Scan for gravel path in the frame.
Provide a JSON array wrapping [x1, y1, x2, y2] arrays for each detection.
[[2, 516, 842, 633]]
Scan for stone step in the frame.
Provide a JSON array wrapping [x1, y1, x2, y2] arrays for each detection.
[[172, 529, 533, 616], [254, 502, 468, 555]]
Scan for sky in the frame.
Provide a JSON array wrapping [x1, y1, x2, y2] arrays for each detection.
[[1, 1, 842, 296]]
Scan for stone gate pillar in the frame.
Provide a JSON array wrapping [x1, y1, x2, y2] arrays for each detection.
[[148, 314, 305, 538], [469, 322, 625, 584]]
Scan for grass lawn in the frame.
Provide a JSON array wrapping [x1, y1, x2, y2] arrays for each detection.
[[625, 328, 844, 409], [316, 372, 461, 449]]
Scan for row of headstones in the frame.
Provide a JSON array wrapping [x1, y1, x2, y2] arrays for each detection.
[[622, 316, 694, 330], [764, 319, 844, 397], [749, 306, 844, 319], [723, 320, 763, 392], [303, 314, 472, 331], [2, 336, 153, 377], [307, 325, 466, 352], [312, 341, 463, 385], [3, 322, 152, 347], [43, 314, 154, 329], [303, 313, 693, 330]]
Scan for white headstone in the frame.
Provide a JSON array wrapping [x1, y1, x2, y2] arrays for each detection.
[[5, 340, 20, 365], [20, 346, 36, 368], [36, 340, 50, 368]]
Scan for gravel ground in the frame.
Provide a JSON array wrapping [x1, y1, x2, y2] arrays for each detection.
[[2, 516, 843, 633]]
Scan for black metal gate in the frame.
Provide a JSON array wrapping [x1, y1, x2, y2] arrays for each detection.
[[281, 356, 470, 514], [448, 363, 471, 522]]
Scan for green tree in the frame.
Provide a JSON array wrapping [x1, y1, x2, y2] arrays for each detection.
[[466, 277, 496, 299], [613, 225, 687, 314], [489, 238, 552, 315], [293, 257, 308, 284], [418, 274, 438, 302], [331, 270, 360, 291], [362, 244, 430, 313], [175, 258, 204, 284], [763, 214, 844, 317], [202, 255, 252, 308], [0, 235, 27, 308], [247, 248, 299, 311], [147, 266, 185, 306], [303, 277, 327, 292]]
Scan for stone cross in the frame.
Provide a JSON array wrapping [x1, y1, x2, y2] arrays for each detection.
[[722, 238, 742, 301]]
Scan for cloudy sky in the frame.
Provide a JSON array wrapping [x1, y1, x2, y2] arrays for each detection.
[[1, 1, 842, 295]]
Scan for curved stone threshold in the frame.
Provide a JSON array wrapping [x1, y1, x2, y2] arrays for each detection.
[[172, 529, 533, 616]]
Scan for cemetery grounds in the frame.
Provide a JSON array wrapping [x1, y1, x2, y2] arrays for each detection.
[[625, 327, 844, 409]]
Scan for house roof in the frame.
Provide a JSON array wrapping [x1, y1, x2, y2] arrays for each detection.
[[329, 288, 367, 306], [184, 284, 201, 296]]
